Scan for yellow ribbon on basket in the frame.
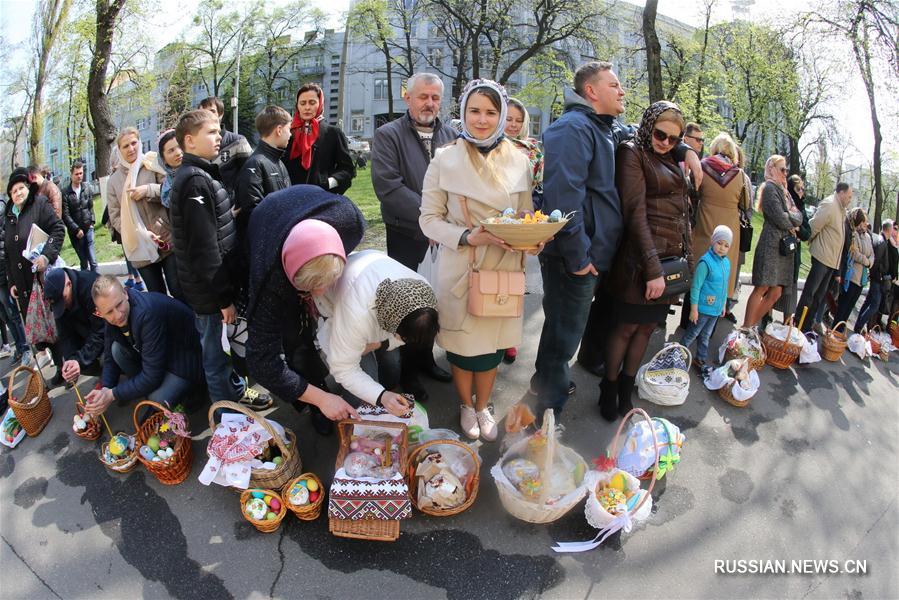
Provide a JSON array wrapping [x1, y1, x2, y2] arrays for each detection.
[[73, 383, 114, 440]]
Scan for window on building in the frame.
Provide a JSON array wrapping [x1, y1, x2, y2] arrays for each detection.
[[350, 115, 364, 133], [374, 78, 389, 100], [427, 47, 443, 66]]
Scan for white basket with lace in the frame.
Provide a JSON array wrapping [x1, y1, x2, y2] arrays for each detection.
[[636, 343, 692, 406]]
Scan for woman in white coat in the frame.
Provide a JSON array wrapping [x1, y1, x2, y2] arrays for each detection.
[[420, 79, 540, 441]]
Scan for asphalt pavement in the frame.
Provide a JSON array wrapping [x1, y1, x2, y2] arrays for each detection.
[[1, 259, 897, 600]]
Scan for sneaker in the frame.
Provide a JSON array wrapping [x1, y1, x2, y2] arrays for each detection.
[[124, 278, 135, 289], [20, 349, 33, 367], [0, 344, 11, 358], [133, 281, 146, 292], [238, 387, 273, 411], [476, 407, 498, 441], [460, 405, 479, 440]]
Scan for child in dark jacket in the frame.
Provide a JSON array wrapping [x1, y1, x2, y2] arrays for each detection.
[[682, 225, 732, 370]]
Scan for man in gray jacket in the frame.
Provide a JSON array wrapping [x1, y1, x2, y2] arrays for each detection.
[[371, 72, 455, 387]]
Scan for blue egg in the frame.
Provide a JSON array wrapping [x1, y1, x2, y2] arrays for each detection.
[[549, 209, 562, 222], [251, 491, 265, 499], [502, 207, 516, 216]]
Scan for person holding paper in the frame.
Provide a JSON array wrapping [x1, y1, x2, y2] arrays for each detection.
[[3, 167, 65, 319]]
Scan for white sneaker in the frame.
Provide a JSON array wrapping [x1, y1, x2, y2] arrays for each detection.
[[0, 344, 11, 358], [476, 407, 498, 441], [460, 405, 480, 440]]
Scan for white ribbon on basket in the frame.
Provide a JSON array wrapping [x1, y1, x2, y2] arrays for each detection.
[[551, 504, 634, 553]]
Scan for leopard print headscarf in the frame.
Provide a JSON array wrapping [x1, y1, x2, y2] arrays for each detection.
[[374, 278, 437, 333]]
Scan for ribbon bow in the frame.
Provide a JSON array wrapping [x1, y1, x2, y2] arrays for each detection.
[[551, 504, 635, 553], [162, 409, 190, 438]]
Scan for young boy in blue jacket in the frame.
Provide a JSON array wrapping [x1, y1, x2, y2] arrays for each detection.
[[682, 225, 732, 370]]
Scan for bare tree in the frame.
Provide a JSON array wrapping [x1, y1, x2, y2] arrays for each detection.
[[29, 0, 73, 165], [186, 0, 257, 97], [692, 0, 716, 123], [642, 0, 663, 102]]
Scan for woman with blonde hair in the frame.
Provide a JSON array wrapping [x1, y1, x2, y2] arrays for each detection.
[[743, 155, 803, 327], [420, 79, 538, 441]]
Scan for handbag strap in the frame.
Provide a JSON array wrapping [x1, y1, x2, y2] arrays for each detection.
[[459, 196, 478, 271]]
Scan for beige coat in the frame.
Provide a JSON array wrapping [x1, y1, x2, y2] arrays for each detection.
[[808, 195, 846, 270], [107, 152, 171, 268], [419, 139, 532, 357]]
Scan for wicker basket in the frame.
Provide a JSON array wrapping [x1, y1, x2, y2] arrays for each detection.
[[282, 473, 325, 521], [480, 219, 568, 251], [636, 343, 692, 406], [492, 409, 588, 524], [100, 432, 139, 473], [208, 401, 302, 491], [889, 312, 899, 347], [821, 321, 849, 362], [718, 380, 750, 408], [407, 439, 480, 517], [594, 408, 659, 519], [723, 327, 767, 371], [240, 488, 288, 533], [761, 319, 803, 369], [73, 400, 101, 441], [134, 400, 194, 485], [864, 326, 882, 356], [329, 419, 409, 542], [7, 365, 52, 437]]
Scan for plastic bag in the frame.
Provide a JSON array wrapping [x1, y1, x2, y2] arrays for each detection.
[[847, 333, 872, 360], [704, 360, 760, 400], [616, 417, 685, 479], [718, 327, 765, 364], [765, 321, 804, 346], [799, 332, 822, 364], [417, 244, 440, 289], [1, 407, 26, 449]]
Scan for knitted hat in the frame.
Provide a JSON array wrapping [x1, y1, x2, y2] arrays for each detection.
[[281, 219, 346, 284], [711, 225, 733, 247], [6, 167, 34, 197]]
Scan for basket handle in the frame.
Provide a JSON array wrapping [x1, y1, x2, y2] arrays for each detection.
[[7, 364, 43, 400], [829, 321, 848, 337], [207, 400, 291, 459], [744, 327, 767, 359], [536, 409, 556, 505], [406, 438, 480, 484], [132, 399, 170, 434], [608, 407, 659, 517]]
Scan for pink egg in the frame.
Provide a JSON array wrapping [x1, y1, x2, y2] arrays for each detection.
[[269, 498, 281, 512]]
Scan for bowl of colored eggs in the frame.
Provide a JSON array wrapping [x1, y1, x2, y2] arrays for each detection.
[[480, 208, 571, 251], [281, 473, 325, 521], [240, 488, 288, 533]]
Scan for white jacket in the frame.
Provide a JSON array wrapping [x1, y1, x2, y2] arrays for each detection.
[[315, 250, 427, 404]]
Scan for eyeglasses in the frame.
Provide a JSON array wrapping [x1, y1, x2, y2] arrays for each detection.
[[685, 134, 705, 144], [652, 128, 683, 146]]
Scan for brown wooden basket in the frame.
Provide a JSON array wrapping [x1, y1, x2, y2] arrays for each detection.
[[723, 327, 767, 371], [480, 219, 568, 251], [7, 365, 52, 437], [718, 380, 750, 408], [240, 488, 288, 533], [864, 325, 883, 357], [328, 419, 408, 542], [100, 432, 139, 473], [208, 401, 302, 491], [282, 473, 325, 521], [407, 439, 480, 517], [761, 319, 802, 369], [73, 401, 101, 441], [821, 321, 849, 362], [134, 400, 194, 485], [889, 312, 899, 347]]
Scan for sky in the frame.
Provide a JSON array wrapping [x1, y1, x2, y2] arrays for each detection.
[[1, 0, 894, 166]]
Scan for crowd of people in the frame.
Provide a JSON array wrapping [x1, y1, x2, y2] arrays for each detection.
[[2, 63, 897, 443]]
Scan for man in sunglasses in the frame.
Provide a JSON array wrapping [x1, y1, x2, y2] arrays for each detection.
[[684, 123, 705, 156]]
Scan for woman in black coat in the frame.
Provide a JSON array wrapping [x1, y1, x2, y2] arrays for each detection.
[[283, 83, 356, 194], [4, 167, 66, 318]]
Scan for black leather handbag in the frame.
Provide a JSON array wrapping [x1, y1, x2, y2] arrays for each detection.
[[779, 234, 798, 256], [660, 256, 691, 298], [739, 209, 753, 252]]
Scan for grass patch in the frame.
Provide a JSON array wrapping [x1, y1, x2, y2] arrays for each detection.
[[58, 197, 124, 267]]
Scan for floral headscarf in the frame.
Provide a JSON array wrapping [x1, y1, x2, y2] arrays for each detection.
[[458, 78, 508, 151], [633, 100, 683, 151]]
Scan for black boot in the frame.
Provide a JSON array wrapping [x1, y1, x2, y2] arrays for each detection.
[[617, 374, 636, 416], [598, 378, 619, 422]]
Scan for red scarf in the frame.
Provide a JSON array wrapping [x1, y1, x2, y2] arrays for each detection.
[[289, 89, 324, 170]]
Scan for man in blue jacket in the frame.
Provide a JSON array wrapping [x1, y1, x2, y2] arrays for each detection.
[[83, 276, 205, 417]]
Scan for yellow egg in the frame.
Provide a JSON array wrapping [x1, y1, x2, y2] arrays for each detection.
[[609, 472, 627, 492], [263, 495, 273, 506], [306, 479, 319, 492]]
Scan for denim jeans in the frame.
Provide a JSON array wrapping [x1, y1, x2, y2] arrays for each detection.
[[534, 255, 599, 414], [0, 286, 28, 353], [72, 227, 98, 271], [796, 257, 835, 331], [854, 280, 883, 333], [111, 341, 194, 406], [138, 253, 185, 303], [196, 313, 245, 403], [681, 313, 718, 362]]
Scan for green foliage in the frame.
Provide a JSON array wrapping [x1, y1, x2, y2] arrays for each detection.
[[517, 50, 572, 121]]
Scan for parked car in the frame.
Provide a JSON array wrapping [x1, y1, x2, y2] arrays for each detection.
[[346, 136, 370, 153]]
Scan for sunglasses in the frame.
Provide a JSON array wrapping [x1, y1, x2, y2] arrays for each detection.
[[685, 134, 705, 143], [652, 128, 682, 146]]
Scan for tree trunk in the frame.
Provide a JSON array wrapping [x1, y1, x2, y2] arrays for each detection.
[[853, 25, 884, 228], [693, 1, 714, 121], [643, 0, 663, 103], [788, 136, 801, 175], [87, 0, 127, 178]]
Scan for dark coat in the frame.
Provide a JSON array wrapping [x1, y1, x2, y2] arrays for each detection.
[[170, 153, 238, 315], [0, 199, 9, 288], [371, 111, 456, 240], [789, 191, 812, 282], [869, 231, 890, 282], [235, 140, 290, 234], [101, 289, 204, 404], [215, 129, 253, 193], [607, 141, 692, 306], [62, 183, 95, 240], [3, 193, 66, 315], [284, 122, 356, 195], [246, 186, 365, 404], [53, 268, 105, 367]]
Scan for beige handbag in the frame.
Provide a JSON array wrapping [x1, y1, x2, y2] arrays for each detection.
[[460, 197, 525, 318]]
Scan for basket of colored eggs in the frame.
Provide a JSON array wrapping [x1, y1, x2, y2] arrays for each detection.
[[99, 432, 139, 473], [134, 400, 194, 486], [480, 209, 571, 251], [73, 401, 101, 441], [282, 473, 325, 521], [240, 488, 288, 533]]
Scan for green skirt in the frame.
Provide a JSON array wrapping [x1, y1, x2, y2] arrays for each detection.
[[446, 350, 505, 372]]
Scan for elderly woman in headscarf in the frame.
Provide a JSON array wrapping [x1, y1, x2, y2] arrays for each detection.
[[743, 154, 803, 327], [598, 100, 692, 422], [246, 184, 366, 436], [419, 78, 538, 442], [316, 249, 440, 416], [283, 82, 356, 193]]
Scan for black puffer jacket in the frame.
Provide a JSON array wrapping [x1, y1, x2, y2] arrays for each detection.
[[62, 183, 95, 239], [3, 192, 66, 315], [0, 199, 8, 288], [170, 153, 238, 315], [235, 140, 290, 232]]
